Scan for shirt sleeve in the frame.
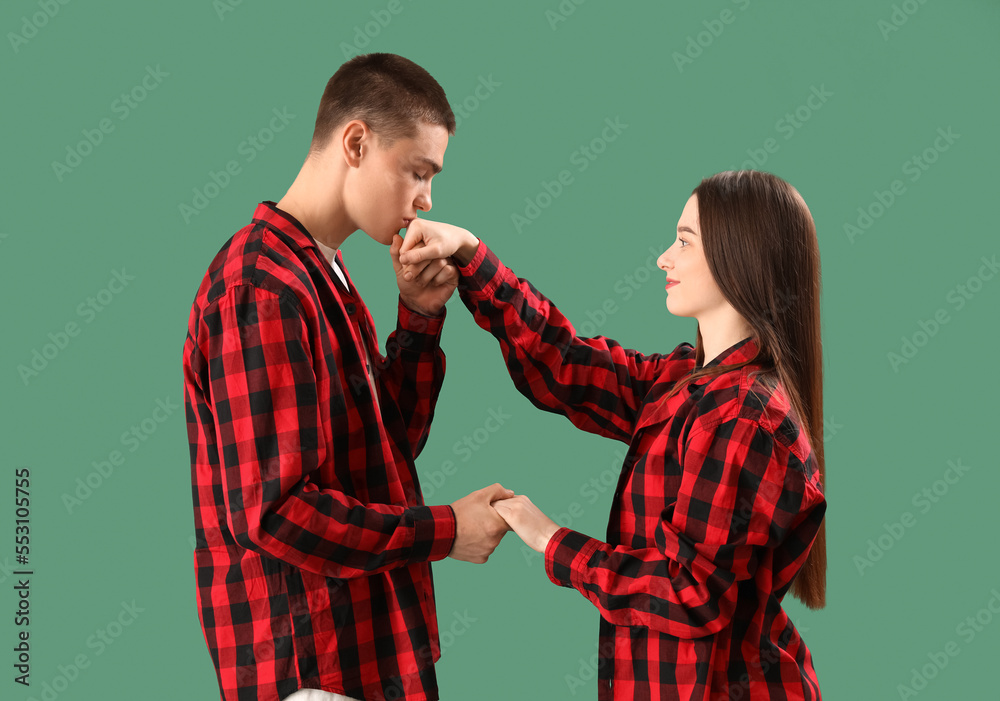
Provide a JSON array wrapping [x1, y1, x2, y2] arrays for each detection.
[[455, 239, 690, 444], [205, 283, 456, 578], [542, 416, 826, 638], [375, 295, 447, 460]]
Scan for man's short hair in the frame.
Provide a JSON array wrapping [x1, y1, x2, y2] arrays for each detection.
[[309, 53, 456, 155]]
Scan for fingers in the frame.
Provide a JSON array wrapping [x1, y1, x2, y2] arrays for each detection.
[[399, 242, 443, 267], [483, 483, 516, 503], [401, 254, 443, 282], [398, 246, 436, 282], [431, 262, 458, 287], [399, 233, 441, 266], [398, 222, 454, 283], [398, 226, 424, 256], [489, 501, 514, 529], [389, 234, 403, 274], [490, 513, 513, 535], [398, 228, 434, 277], [407, 257, 448, 287]]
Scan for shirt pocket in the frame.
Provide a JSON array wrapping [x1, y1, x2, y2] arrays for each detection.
[[238, 551, 263, 599]]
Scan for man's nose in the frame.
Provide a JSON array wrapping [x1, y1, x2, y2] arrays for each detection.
[[416, 191, 432, 212]]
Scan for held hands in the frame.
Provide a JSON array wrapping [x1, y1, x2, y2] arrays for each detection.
[[448, 484, 561, 562], [397, 218, 480, 280], [448, 483, 516, 564], [389, 233, 457, 317]]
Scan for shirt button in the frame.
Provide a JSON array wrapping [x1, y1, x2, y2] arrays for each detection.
[[345, 303, 356, 314]]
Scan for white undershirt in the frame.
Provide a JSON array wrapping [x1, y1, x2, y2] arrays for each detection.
[[285, 688, 362, 701], [313, 238, 350, 289]]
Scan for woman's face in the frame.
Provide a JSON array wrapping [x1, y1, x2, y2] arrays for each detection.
[[656, 194, 730, 320]]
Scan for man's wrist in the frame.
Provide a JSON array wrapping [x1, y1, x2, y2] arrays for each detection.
[[451, 232, 480, 267], [400, 296, 444, 317]]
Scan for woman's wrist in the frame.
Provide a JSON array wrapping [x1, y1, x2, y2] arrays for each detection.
[[452, 231, 480, 267]]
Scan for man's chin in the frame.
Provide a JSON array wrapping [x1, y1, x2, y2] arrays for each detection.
[[360, 226, 396, 246]]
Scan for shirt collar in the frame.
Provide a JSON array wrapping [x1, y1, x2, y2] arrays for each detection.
[[689, 335, 760, 386], [251, 199, 327, 259]]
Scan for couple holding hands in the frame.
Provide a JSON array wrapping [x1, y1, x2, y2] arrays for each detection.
[[183, 53, 827, 701]]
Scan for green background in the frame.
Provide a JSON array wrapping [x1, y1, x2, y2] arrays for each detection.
[[3, 0, 998, 698]]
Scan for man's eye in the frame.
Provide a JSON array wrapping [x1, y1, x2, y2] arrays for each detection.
[[414, 172, 425, 181]]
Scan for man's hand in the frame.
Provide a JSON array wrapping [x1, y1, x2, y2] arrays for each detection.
[[398, 218, 480, 281], [448, 483, 516, 564], [491, 494, 562, 554], [390, 233, 457, 316]]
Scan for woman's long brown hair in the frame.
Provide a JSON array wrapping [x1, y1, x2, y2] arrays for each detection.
[[656, 170, 826, 609]]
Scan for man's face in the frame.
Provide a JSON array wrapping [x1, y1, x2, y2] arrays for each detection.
[[345, 120, 449, 245]]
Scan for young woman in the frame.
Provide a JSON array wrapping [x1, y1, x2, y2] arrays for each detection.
[[398, 169, 827, 700]]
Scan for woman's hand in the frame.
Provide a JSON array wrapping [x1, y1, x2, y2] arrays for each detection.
[[491, 494, 562, 553], [398, 218, 480, 276], [390, 234, 457, 316]]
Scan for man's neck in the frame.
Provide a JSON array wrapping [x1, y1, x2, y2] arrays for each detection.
[[312, 236, 339, 265], [276, 160, 356, 250]]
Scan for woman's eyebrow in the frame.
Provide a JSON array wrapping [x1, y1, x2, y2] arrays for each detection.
[[678, 226, 699, 236]]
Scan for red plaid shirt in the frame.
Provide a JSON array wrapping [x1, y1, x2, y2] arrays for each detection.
[[454, 241, 826, 700], [182, 201, 457, 701]]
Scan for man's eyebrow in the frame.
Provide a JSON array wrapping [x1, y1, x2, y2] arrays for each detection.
[[415, 156, 443, 175], [678, 226, 699, 236]]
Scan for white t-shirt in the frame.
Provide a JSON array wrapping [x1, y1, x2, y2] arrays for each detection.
[[313, 238, 350, 290], [285, 689, 362, 701], [312, 238, 380, 413]]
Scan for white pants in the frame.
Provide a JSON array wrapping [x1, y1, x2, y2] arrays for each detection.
[[285, 688, 363, 701]]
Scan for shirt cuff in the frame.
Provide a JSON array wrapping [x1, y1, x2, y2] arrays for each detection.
[[408, 504, 457, 563], [544, 527, 603, 590], [395, 295, 446, 355], [454, 239, 504, 298]]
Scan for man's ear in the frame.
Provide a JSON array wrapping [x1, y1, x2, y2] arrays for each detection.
[[341, 120, 368, 168]]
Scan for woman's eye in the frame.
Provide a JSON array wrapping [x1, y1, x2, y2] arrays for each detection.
[[678, 238, 688, 247]]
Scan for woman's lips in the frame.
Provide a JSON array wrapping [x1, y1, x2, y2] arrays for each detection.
[[666, 281, 679, 289]]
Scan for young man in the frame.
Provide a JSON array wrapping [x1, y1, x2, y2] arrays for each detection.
[[182, 53, 512, 701]]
